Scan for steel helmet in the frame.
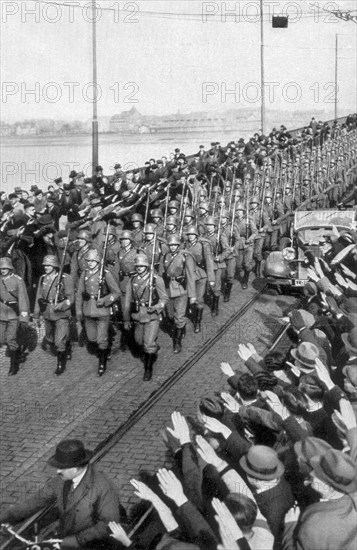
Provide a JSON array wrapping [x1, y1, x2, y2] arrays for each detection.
[[220, 209, 230, 218], [184, 208, 195, 218], [265, 191, 273, 199], [199, 202, 209, 212], [135, 254, 149, 267], [236, 203, 245, 211], [131, 213, 143, 223], [166, 215, 178, 226], [77, 230, 92, 242], [151, 209, 163, 219], [204, 216, 218, 226], [144, 224, 156, 234], [119, 230, 134, 241], [168, 200, 180, 209], [108, 226, 117, 237], [167, 234, 181, 246], [186, 226, 199, 236], [86, 249, 101, 263], [0, 257, 14, 270], [42, 255, 60, 268], [250, 196, 260, 205]]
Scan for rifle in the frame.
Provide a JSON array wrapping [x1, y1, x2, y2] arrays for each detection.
[[179, 189, 188, 238], [258, 168, 266, 229], [144, 187, 151, 226], [179, 179, 187, 220], [245, 178, 251, 240], [163, 183, 170, 232], [148, 230, 157, 308], [54, 228, 70, 305], [227, 166, 236, 213], [216, 202, 224, 258], [229, 193, 238, 247], [97, 223, 111, 300]]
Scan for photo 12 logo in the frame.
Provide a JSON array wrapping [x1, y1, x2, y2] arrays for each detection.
[[1, 1, 140, 24]]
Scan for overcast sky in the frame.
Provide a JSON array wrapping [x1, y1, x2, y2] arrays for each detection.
[[1, 0, 357, 121]]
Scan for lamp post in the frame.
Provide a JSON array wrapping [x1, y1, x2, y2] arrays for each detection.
[[92, 0, 99, 175], [334, 33, 338, 119], [260, 0, 265, 134]]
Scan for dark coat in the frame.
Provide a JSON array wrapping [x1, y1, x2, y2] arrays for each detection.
[[0, 465, 122, 548]]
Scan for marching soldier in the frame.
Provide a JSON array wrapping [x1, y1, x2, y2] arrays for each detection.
[[181, 208, 196, 241], [203, 216, 230, 314], [234, 204, 257, 289], [197, 202, 210, 235], [76, 249, 120, 376], [140, 224, 165, 273], [0, 257, 30, 375], [105, 226, 121, 283], [221, 208, 239, 302], [33, 255, 74, 376], [118, 230, 137, 351], [70, 230, 93, 290], [130, 213, 144, 249], [185, 226, 215, 332], [123, 254, 168, 381], [162, 234, 197, 353], [150, 209, 165, 237], [249, 196, 270, 278], [164, 215, 180, 239]]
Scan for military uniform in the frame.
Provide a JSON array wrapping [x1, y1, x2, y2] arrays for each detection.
[[163, 241, 196, 352], [34, 272, 74, 354], [221, 214, 239, 301], [76, 267, 120, 352], [70, 243, 92, 290], [249, 202, 270, 277], [0, 261, 30, 375], [234, 212, 257, 288], [185, 230, 215, 331], [124, 258, 168, 380]]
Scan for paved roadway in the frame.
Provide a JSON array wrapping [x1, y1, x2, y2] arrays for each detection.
[[0, 280, 296, 518]]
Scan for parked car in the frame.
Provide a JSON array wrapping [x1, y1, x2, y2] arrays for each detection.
[[264, 209, 356, 292]]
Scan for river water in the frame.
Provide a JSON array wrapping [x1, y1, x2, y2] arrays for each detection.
[[1, 129, 255, 194]]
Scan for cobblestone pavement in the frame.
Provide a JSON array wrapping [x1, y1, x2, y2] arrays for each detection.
[[0, 279, 296, 518]]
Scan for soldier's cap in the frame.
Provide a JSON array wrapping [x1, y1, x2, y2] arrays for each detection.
[[119, 230, 134, 240], [135, 254, 149, 267], [0, 257, 14, 270]]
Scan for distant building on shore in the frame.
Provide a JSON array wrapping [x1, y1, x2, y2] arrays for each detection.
[[109, 107, 259, 135]]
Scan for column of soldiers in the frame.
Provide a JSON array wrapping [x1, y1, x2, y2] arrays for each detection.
[[1, 117, 356, 381]]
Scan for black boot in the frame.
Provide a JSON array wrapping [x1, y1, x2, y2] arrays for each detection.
[[224, 282, 233, 302], [194, 307, 203, 333], [212, 295, 220, 316], [66, 341, 72, 360], [143, 353, 155, 381], [98, 349, 108, 377], [120, 330, 128, 352], [242, 270, 250, 289], [255, 261, 261, 278], [55, 351, 67, 376], [173, 327, 184, 354], [8, 350, 20, 376]]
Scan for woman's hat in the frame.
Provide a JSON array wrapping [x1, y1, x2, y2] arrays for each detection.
[[48, 439, 93, 469]]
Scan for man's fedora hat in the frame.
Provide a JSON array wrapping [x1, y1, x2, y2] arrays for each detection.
[[310, 449, 357, 494], [48, 439, 93, 469], [239, 445, 284, 480], [291, 342, 319, 370]]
